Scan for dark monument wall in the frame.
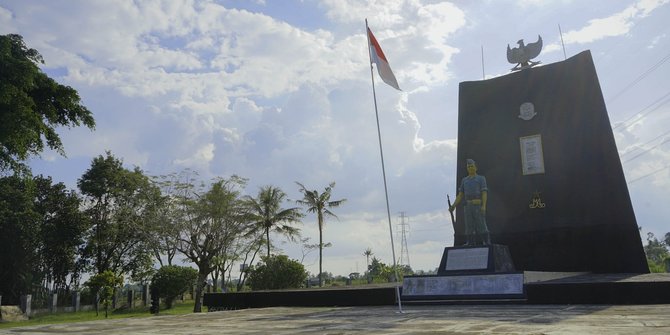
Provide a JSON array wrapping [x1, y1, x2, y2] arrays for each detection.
[[455, 50, 648, 273]]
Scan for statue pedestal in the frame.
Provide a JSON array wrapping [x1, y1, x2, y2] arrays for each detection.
[[437, 244, 515, 275], [403, 245, 524, 301]]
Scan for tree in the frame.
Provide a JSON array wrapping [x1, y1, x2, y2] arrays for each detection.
[[0, 34, 95, 173], [299, 237, 330, 264], [644, 232, 669, 273], [86, 270, 123, 318], [78, 152, 157, 278], [145, 169, 198, 266], [363, 248, 373, 273], [0, 175, 40, 304], [242, 185, 303, 259], [175, 176, 247, 312], [150, 265, 198, 309], [0, 175, 86, 304], [33, 175, 87, 290], [246, 255, 307, 290], [296, 182, 346, 287]]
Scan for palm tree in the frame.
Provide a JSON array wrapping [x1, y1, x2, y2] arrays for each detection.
[[363, 248, 373, 272], [296, 181, 346, 287], [243, 185, 304, 258]]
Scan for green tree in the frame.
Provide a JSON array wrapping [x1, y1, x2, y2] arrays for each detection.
[[363, 248, 373, 273], [0, 34, 95, 173], [78, 152, 157, 278], [86, 270, 123, 318], [246, 255, 307, 290], [644, 232, 669, 273], [33, 175, 87, 290], [0, 175, 86, 303], [150, 265, 198, 309], [145, 173, 185, 267], [175, 176, 247, 312], [296, 182, 346, 287], [367, 257, 389, 278], [242, 185, 303, 258], [0, 175, 40, 304]]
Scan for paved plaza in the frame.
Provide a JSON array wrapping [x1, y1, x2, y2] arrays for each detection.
[[1, 304, 669, 334]]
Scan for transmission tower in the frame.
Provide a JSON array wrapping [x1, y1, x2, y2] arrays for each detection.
[[398, 212, 411, 268]]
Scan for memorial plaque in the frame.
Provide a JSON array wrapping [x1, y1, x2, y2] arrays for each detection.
[[445, 247, 489, 271], [402, 273, 524, 298], [519, 134, 545, 175]]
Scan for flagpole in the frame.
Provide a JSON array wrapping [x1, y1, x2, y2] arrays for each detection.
[[365, 18, 403, 314]]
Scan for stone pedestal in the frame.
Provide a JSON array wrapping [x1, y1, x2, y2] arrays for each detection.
[[72, 292, 80, 312], [403, 244, 522, 301], [49, 293, 58, 313], [437, 244, 515, 275], [127, 290, 135, 308], [20, 294, 31, 316], [142, 285, 149, 306], [112, 290, 118, 309]]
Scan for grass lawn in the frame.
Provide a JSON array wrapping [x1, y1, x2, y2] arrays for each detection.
[[0, 300, 196, 329]]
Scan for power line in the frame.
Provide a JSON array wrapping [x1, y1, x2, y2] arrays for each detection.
[[607, 50, 670, 105], [613, 89, 670, 130], [628, 165, 670, 185], [622, 138, 669, 164], [620, 125, 670, 156]]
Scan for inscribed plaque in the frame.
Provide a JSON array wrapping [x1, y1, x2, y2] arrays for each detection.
[[445, 247, 489, 271], [520, 134, 545, 175]]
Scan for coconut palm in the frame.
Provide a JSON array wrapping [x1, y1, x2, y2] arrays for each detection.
[[363, 248, 373, 272], [296, 182, 346, 287], [243, 185, 304, 258]]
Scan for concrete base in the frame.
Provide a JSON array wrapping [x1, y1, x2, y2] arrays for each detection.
[[402, 273, 524, 300], [437, 244, 515, 275], [203, 273, 670, 310]]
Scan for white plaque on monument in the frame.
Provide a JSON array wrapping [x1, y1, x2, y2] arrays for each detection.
[[445, 247, 489, 271], [402, 273, 524, 297], [520, 134, 545, 175]]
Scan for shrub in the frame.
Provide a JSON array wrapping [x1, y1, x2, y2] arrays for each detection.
[[86, 270, 123, 318], [150, 265, 198, 308], [246, 255, 307, 290]]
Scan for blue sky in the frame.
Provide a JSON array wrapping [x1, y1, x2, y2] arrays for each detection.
[[2, 0, 669, 276]]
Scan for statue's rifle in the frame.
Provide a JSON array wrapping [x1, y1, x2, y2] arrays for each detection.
[[447, 194, 456, 229]]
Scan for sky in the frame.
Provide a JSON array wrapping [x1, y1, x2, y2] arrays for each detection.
[[1, 0, 669, 278]]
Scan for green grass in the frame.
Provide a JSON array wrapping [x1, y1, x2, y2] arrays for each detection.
[[0, 300, 196, 329]]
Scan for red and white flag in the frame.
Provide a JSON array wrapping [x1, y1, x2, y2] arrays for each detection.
[[367, 27, 401, 91]]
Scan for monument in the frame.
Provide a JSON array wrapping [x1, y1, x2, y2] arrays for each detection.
[[403, 38, 648, 302], [454, 49, 647, 274]]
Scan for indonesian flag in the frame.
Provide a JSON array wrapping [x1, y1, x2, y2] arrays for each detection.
[[367, 27, 401, 91]]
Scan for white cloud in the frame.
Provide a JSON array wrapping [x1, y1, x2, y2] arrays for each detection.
[[647, 33, 666, 49], [6, 0, 670, 275], [562, 0, 669, 44]]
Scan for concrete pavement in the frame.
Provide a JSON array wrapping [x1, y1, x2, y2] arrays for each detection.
[[1, 304, 669, 334]]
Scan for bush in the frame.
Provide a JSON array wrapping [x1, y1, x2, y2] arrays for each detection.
[[246, 255, 307, 290], [150, 265, 198, 308], [86, 270, 123, 318]]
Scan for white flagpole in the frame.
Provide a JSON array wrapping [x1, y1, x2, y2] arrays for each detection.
[[365, 18, 403, 313]]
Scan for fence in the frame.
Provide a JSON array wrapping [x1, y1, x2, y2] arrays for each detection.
[[1, 284, 206, 318]]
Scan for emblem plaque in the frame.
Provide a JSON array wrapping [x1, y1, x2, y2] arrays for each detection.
[[518, 102, 536, 121]]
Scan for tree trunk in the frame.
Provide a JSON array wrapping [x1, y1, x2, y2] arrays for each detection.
[[193, 272, 207, 313], [318, 212, 323, 287], [266, 226, 271, 259]]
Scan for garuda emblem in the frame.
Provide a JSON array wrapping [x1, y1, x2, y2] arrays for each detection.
[[507, 35, 543, 71]]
